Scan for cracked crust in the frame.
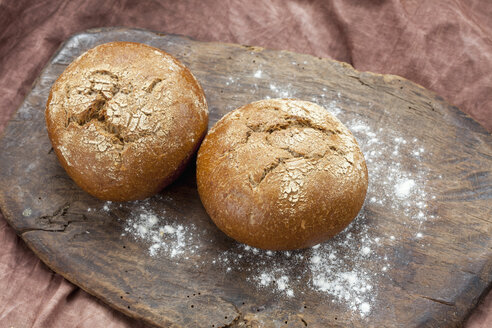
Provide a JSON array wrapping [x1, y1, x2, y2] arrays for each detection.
[[46, 42, 208, 201], [196, 99, 368, 250]]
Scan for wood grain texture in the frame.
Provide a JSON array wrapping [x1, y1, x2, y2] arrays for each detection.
[[0, 27, 491, 328]]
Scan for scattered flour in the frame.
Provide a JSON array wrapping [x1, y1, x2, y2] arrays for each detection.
[[395, 179, 416, 198], [256, 273, 294, 297], [102, 201, 111, 211], [308, 219, 376, 317], [107, 89, 435, 319], [118, 200, 199, 258], [268, 83, 292, 98]]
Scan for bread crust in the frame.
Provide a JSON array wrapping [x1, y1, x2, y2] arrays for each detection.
[[196, 99, 367, 250], [46, 42, 208, 201]]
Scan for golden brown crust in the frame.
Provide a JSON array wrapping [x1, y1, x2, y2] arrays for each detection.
[[46, 42, 208, 201], [196, 99, 367, 250]]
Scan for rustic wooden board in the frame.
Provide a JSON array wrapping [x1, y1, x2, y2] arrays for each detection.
[[0, 27, 491, 327]]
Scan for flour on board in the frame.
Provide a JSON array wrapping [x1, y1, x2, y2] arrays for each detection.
[[107, 89, 435, 318]]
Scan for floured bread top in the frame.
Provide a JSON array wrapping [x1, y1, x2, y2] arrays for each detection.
[[197, 99, 368, 250], [46, 42, 208, 200]]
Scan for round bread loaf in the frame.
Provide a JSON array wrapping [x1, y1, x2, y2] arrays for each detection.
[[46, 42, 208, 201], [196, 99, 367, 250]]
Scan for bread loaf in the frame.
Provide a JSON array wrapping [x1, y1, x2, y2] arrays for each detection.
[[46, 42, 208, 201], [196, 99, 367, 250]]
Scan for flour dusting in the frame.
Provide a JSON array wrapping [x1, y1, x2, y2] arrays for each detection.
[[309, 217, 376, 317], [118, 200, 199, 259], [395, 179, 415, 198]]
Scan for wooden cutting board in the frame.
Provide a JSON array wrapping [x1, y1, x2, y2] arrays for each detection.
[[0, 27, 491, 328]]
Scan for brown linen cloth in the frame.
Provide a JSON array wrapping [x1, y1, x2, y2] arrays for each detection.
[[0, 0, 491, 327]]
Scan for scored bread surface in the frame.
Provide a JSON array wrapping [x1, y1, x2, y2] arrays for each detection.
[[197, 99, 368, 250], [46, 42, 208, 201]]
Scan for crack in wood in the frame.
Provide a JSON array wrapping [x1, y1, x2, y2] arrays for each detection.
[[347, 74, 428, 109], [18, 202, 87, 234], [220, 303, 242, 327], [420, 296, 455, 307]]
